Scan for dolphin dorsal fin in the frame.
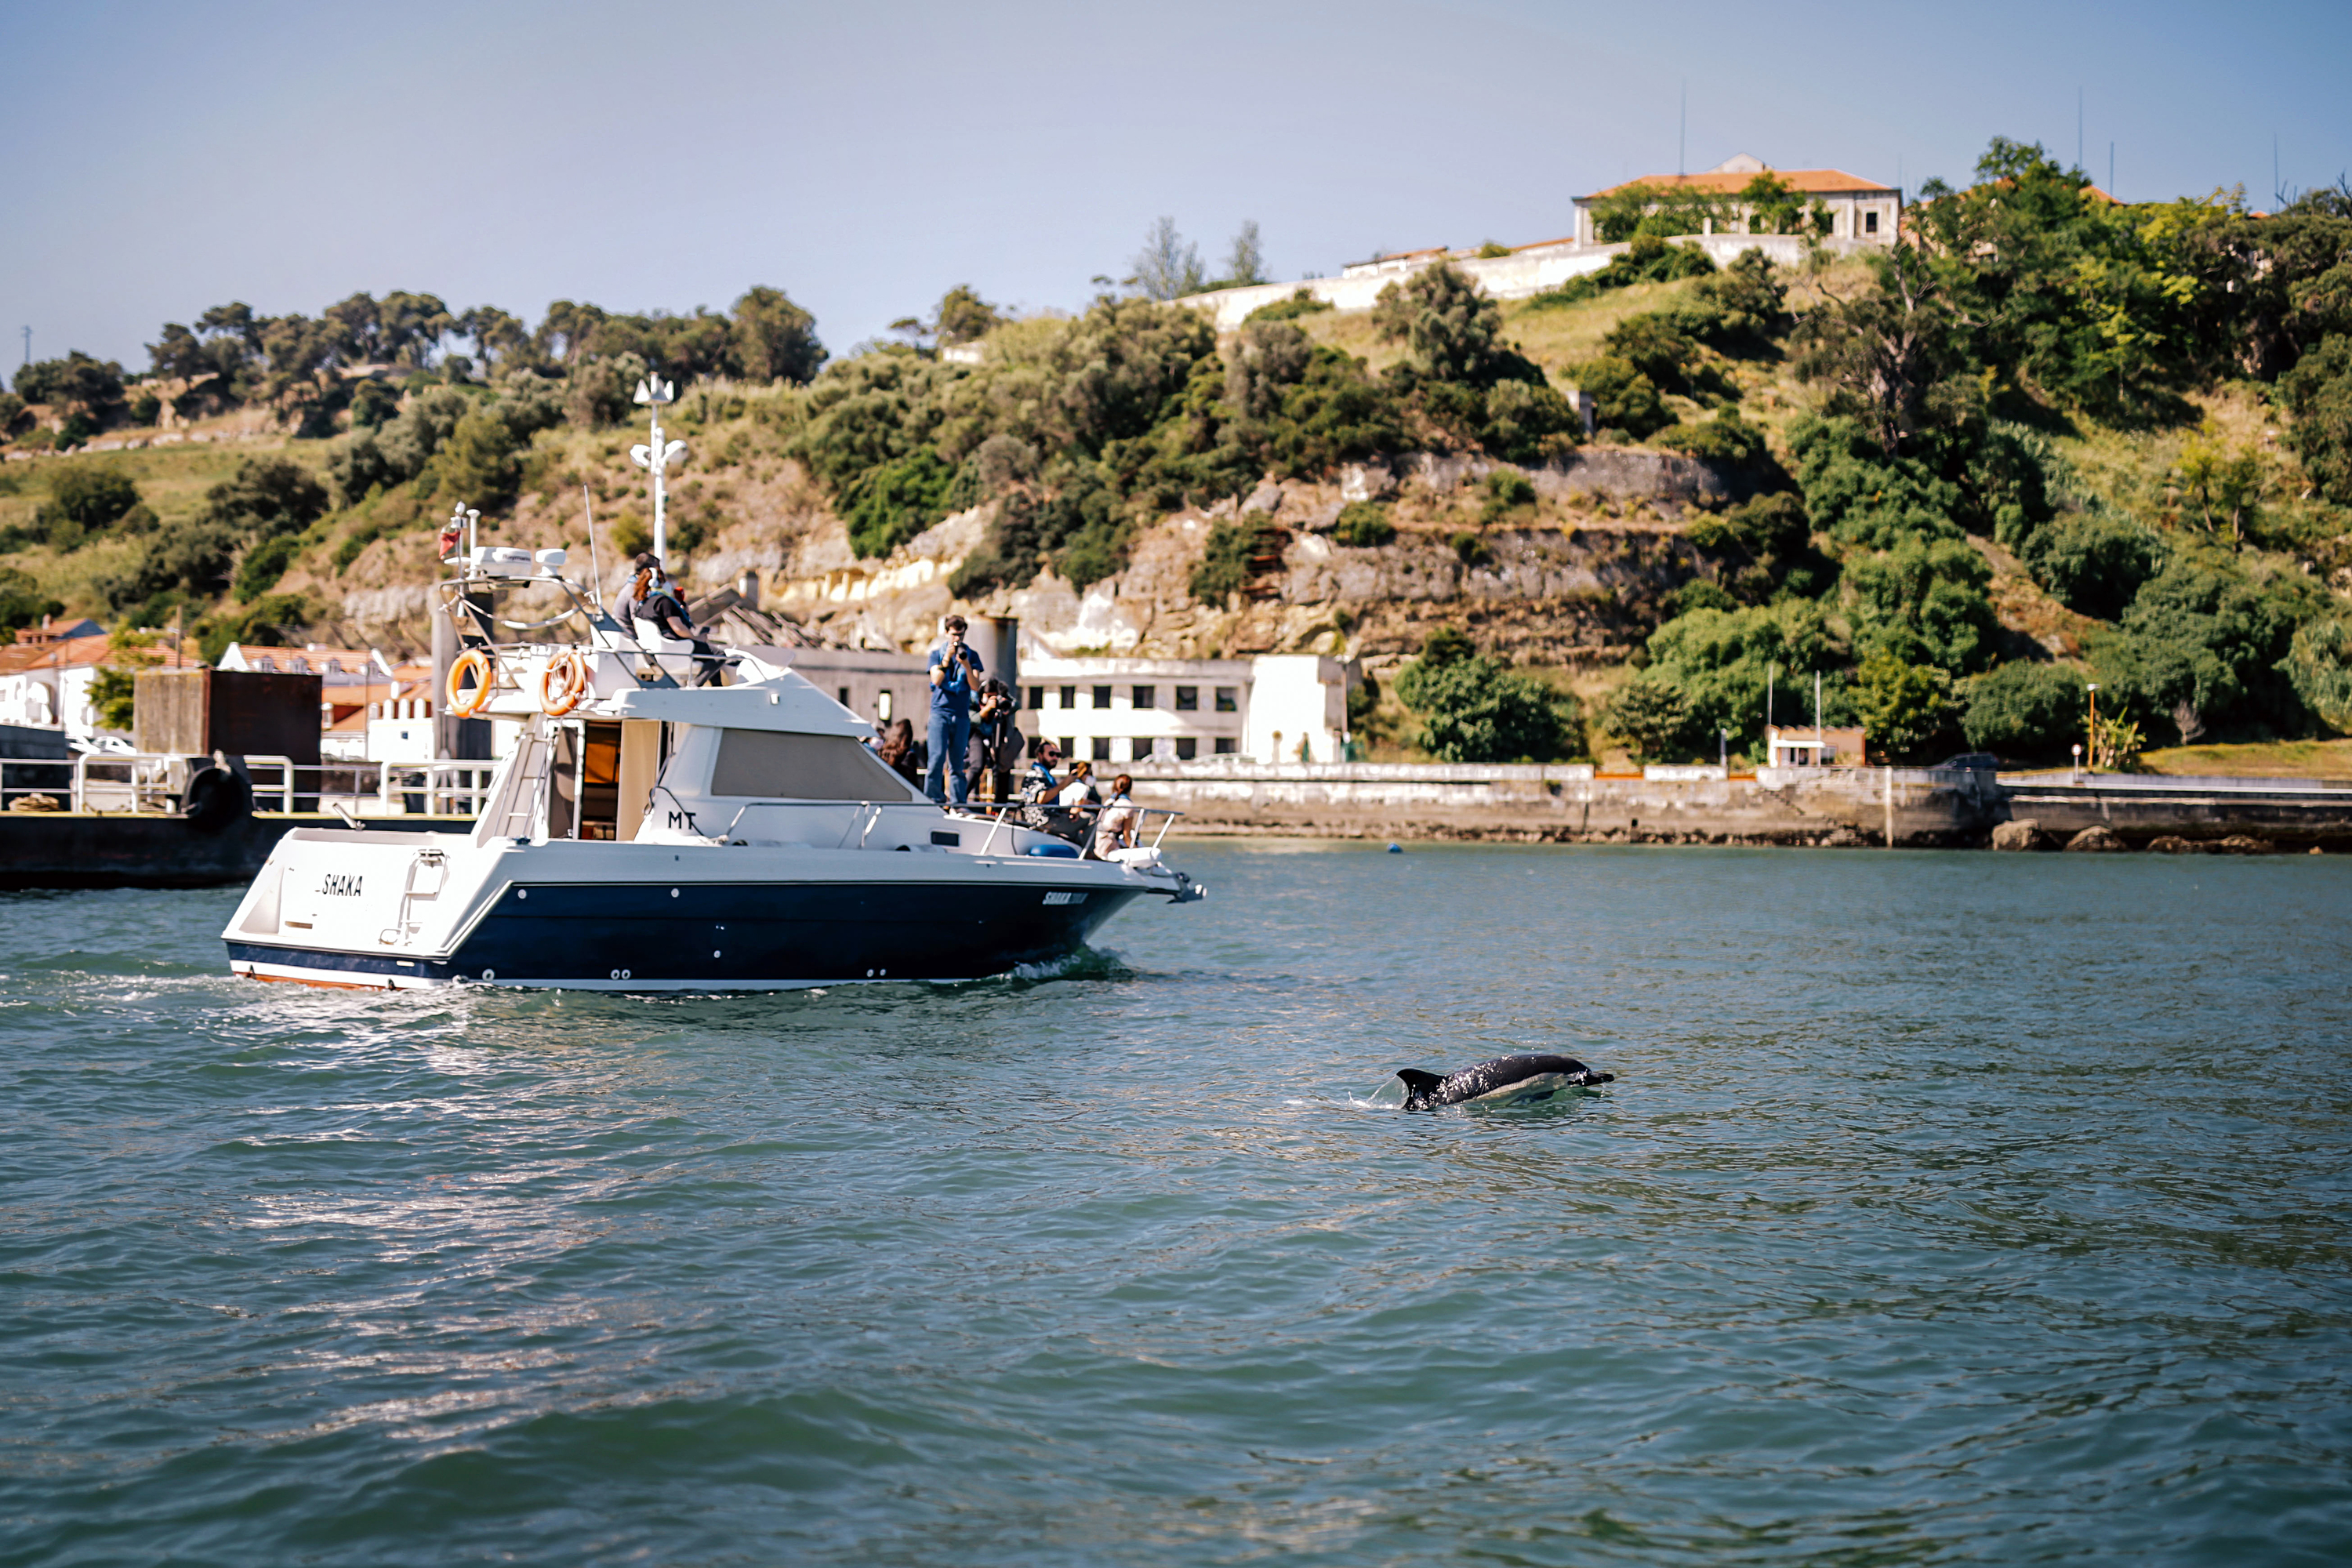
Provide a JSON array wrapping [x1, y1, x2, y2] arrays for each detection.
[[1396, 1069, 1444, 1094]]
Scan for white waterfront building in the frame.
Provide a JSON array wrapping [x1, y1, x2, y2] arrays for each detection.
[[1016, 654, 1354, 765]]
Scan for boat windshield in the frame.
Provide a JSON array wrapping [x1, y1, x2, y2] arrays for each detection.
[[707, 728, 913, 802]]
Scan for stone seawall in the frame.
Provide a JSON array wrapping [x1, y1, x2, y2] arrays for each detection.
[[2000, 777, 2352, 848], [1125, 763, 2000, 846]]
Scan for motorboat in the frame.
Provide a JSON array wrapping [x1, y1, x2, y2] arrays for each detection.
[[218, 412, 1202, 992]]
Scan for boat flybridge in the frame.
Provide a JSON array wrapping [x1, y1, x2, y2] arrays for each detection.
[[220, 519, 1202, 993]]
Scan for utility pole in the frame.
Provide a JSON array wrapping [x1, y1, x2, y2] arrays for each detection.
[[2085, 683, 2099, 773]]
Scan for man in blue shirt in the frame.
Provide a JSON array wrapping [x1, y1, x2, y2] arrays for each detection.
[[924, 614, 985, 804]]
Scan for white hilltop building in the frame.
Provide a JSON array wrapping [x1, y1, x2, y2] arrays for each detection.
[[1156, 154, 1904, 332]]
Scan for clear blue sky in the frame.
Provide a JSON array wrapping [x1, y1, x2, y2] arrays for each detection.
[[9, 0, 2349, 373]]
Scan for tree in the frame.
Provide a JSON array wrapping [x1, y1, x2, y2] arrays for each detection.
[[41, 463, 143, 536], [1588, 181, 1725, 244], [1374, 261, 1502, 383], [1187, 521, 1255, 604], [1792, 245, 1958, 456], [1852, 653, 1958, 762], [2279, 333, 2352, 503], [933, 285, 1004, 347], [2019, 512, 2164, 619], [1393, 629, 1581, 762], [2172, 427, 2261, 544], [376, 291, 456, 367], [201, 456, 330, 539], [434, 409, 525, 514], [731, 286, 826, 383], [14, 351, 125, 415], [1221, 220, 1269, 288], [459, 306, 530, 370], [1961, 662, 2085, 762], [1601, 673, 1692, 763], [1131, 216, 1208, 301], [1842, 535, 1998, 674], [1576, 356, 1669, 439]]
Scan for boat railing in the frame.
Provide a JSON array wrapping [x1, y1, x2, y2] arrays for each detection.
[[0, 753, 493, 818], [947, 800, 1185, 856]]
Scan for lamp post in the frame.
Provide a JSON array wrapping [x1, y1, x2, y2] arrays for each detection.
[[628, 377, 688, 561], [2085, 682, 2099, 775]]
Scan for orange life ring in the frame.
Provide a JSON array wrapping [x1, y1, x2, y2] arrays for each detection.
[[540, 649, 590, 716], [445, 649, 496, 717]]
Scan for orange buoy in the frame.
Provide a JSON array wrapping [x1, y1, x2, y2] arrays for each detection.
[[445, 648, 496, 717], [540, 649, 590, 716]]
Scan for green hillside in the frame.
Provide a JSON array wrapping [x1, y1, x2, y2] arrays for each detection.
[[5, 136, 2352, 769]]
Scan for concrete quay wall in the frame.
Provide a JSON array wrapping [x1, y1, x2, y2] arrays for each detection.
[[2001, 778, 2352, 848], [1125, 763, 2000, 845]]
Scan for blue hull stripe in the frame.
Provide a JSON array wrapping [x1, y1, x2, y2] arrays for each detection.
[[228, 879, 1140, 985]]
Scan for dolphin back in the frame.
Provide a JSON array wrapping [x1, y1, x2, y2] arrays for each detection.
[[1398, 1052, 1615, 1109]]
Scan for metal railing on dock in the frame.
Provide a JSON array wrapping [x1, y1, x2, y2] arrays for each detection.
[[0, 753, 493, 818]]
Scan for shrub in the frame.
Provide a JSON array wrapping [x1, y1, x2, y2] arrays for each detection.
[[1188, 520, 1256, 604], [840, 445, 957, 558], [1449, 529, 1489, 565], [1575, 357, 1670, 439], [2019, 512, 2165, 620], [1244, 289, 1334, 325], [1393, 630, 1581, 761], [1960, 661, 2085, 761], [1479, 469, 1537, 524], [203, 456, 330, 539], [1657, 412, 1768, 467], [1332, 502, 1394, 547], [2286, 616, 2352, 733], [0, 565, 64, 635], [434, 408, 524, 514], [1639, 600, 1842, 757], [198, 593, 313, 663], [2279, 332, 2352, 505], [1843, 535, 1999, 674], [233, 535, 300, 601]]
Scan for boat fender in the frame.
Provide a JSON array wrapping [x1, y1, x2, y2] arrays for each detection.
[[182, 764, 250, 831], [446, 649, 496, 717], [540, 650, 590, 716]]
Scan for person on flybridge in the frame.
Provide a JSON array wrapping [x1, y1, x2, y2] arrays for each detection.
[[925, 614, 985, 804]]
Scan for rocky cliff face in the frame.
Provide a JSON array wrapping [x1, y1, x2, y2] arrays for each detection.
[[749, 448, 1733, 668], [323, 445, 1733, 666]]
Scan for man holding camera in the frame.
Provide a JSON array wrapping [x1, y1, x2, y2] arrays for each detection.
[[924, 615, 985, 805]]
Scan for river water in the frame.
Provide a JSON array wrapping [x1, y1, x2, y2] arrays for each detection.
[[5, 842, 2350, 1566]]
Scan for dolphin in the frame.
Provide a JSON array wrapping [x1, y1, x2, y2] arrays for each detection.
[[1396, 1053, 1614, 1109]]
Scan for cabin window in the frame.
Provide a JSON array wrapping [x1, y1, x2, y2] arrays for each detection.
[[1214, 687, 1238, 713], [709, 728, 913, 800], [1175, 686, 1199, 710]]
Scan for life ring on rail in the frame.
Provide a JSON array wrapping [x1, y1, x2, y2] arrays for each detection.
[[540, 649, 590, 716], [445, 648, 496, 717]]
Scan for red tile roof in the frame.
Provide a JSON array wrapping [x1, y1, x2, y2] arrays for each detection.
[[1584, 167, 1893, 200]]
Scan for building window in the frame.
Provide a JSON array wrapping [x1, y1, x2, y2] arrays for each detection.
[[1091, 737, 1111, 760], [1214, 736, 1237, 754], [1091, 684, 1112, 710], [1214, 687, 1238, 713], [1060, 736, 1076, 757], [1175, 686, 1199, 711], [1059, 684, 1076, 709], [1133, 685, 1156, 710], [1029, 686, 1047, 710], [837, 687, 850, 706], [1864, 210, 1878, 234], [1175, 737, 1197, 760], [877, 690, 893, 722]]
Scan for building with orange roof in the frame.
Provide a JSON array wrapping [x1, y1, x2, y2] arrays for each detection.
[[0, 619, 196, 743], [1572, 154, 1902, 247]]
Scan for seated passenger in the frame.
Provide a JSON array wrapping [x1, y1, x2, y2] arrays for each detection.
[[1094, 773, 1141, 859]]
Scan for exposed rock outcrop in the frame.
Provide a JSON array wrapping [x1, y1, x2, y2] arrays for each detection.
[[2063, 825, 2128, 852], [1991, 818, 2055, 851]]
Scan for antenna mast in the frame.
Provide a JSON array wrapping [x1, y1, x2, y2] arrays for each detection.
[[629, 376, 685, 562]]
